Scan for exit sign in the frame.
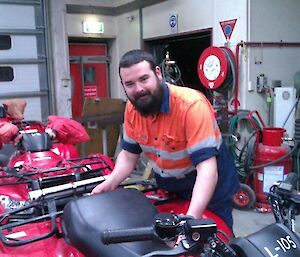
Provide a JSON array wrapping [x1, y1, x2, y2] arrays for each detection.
[[82, 21, 104, 34]]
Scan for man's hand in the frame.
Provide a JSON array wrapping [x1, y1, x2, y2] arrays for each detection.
[[91, 179, 117, 194], [91, 150, 140, 194]]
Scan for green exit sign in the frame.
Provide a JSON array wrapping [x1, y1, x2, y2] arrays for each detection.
[[82, 21, 104, 34]]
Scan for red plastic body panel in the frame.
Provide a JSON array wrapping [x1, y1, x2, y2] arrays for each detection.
[[147, 190, 233, 242], [0, 220, 84, 257]]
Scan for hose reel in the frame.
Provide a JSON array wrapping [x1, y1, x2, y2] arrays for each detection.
[[197, 46, 236, 92]]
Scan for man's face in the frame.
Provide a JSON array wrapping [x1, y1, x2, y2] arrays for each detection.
[[120, 60, 164, 116]]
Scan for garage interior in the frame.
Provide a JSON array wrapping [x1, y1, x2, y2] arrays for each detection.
[[0, 0, 300, 256]]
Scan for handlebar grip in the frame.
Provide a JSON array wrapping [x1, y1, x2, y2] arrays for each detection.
[[102, 226, 155, 244]]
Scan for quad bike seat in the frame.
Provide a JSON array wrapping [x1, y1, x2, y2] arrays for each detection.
[[62, 188, 171, 257], [231, 223, 300, 257]]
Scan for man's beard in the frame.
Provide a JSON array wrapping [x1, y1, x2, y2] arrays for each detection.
[[128, 81, 164, 117]]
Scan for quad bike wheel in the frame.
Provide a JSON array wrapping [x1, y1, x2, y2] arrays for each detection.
[[232, 183, 256, 210]]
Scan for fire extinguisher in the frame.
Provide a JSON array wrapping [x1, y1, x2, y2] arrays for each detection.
[[248, 111, 293, 211]]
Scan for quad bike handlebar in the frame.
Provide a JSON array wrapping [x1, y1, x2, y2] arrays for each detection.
[[102, 213, 194, 244], [102, 213, 226, 257]]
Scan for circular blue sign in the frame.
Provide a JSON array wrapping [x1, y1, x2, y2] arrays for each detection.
[[224, 25, 232, 36]]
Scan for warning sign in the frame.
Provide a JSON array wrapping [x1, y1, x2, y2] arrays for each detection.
[[84, 86, 97, 98], [219, 19, 237, 41]]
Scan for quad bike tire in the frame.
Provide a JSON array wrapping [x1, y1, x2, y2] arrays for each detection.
[[232, 183, 256, 210]]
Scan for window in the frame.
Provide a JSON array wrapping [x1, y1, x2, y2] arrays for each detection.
[[0, 67, 14, 82], [84, 66, 96, 83], [0, 35, 11, 50]]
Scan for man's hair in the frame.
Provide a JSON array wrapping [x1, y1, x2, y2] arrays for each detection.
[[119, 49, 156, 77]]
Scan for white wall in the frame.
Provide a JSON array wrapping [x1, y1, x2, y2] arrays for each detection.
[[245, 0, 300, 124], [49, 0, 72, 117], [113, 10, 141, 99], [66, 14, 116, 38], [143, 0, 213, 39]]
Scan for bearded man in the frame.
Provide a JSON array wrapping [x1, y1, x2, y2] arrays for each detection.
[[92, 49, 240, 230]]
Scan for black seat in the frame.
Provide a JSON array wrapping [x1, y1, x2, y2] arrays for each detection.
[[62, 188, 171, 257]]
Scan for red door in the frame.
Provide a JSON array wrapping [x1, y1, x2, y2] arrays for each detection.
[[69, 43, 108, 118]]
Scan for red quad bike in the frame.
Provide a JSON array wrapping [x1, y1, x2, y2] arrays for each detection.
[[0, 108, 88, 168], [61, 173, 300, 257], [0, 131, 114, 213]]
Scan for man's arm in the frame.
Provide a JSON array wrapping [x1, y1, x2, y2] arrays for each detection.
[[91, 149, 140, 194], [186, 156, 218, 219]]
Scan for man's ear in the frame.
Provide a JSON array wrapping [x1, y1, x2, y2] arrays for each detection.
[[155, 66, 163, 80]]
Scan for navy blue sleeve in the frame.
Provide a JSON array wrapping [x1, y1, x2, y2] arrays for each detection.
[[121, 138, 142, 154], [190, 147, 218, 167]]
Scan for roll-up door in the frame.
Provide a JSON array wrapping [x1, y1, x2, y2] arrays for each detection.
[[0, 0, 50, 121]]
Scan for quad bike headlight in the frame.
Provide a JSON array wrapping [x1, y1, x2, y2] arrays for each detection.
[[0, 195, 32, 214]]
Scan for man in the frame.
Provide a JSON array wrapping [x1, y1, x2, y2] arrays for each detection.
[[92, 49, 240, 229]]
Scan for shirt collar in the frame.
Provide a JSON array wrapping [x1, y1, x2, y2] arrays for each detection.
[[160, 81, 170, 113]]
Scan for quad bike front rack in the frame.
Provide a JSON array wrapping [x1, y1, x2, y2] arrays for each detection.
[[0, 199, 62, 247]]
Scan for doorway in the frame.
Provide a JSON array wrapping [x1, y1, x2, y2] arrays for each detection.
[[69, 43, 109, 118], [145, 30, 211, 94]]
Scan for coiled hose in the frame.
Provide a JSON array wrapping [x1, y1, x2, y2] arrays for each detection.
[[228, 110, 261, 179], [229, 113, 299, 184]]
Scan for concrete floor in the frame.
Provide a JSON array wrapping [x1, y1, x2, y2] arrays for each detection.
[[233, 208, 275, 237], [232, 208, 300, 238]]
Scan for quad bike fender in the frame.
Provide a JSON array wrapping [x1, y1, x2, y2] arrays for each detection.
[[0, 184, 28, 201], [0, 220, 84, 257], [51, 143, 80, 159], [155, 198, 233, 242], [8, 150, 64, 171]]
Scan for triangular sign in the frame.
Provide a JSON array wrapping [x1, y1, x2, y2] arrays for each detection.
[[219, 19, 237, 41]]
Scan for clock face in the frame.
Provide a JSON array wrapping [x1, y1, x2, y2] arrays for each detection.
[[203, 55, 221, 81]]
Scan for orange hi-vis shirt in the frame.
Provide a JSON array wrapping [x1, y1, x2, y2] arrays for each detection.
[[122, 82, 222, 178]]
